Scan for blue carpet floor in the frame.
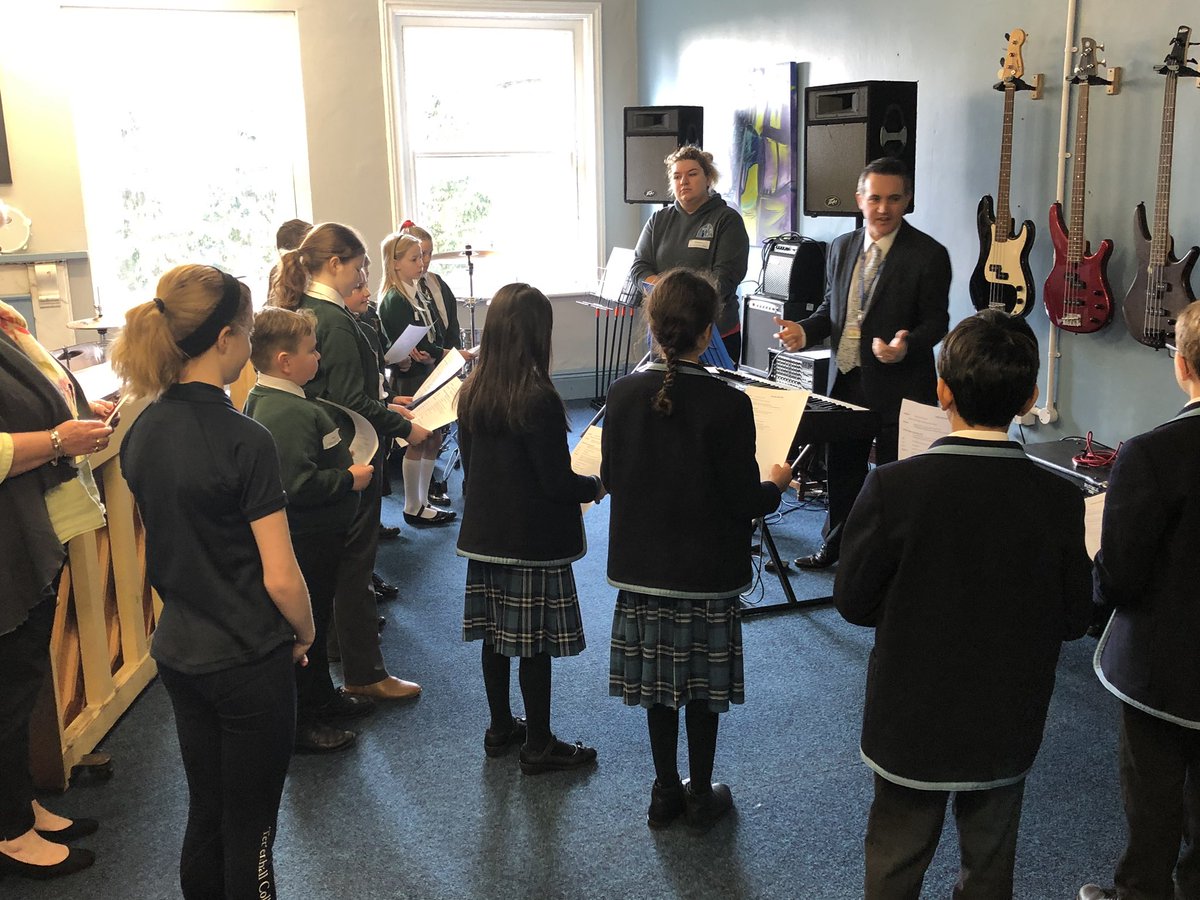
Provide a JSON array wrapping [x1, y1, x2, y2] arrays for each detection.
[[16, 401, 1127, 900]]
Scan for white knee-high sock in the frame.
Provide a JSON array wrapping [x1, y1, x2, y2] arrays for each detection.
[[419, 456, 437, 505], [402, 456, 424, 515]]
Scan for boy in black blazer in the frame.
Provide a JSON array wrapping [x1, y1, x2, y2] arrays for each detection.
[[1079, 301, 1200, 900], [836, 310, 1092, 899]]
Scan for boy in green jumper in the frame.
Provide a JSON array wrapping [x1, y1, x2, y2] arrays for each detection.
[[244, 307, 376, 754]]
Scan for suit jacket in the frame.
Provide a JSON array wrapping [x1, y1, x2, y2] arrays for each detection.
[[1093, 402, 1200, 726], [799, 219, 950, 423], [836, 437, 1092, 788]]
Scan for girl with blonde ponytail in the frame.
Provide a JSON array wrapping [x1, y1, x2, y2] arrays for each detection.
[[111, 265, 312, 899]]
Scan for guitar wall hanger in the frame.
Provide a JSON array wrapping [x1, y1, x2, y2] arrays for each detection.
[[992, 74, 1044, 99]]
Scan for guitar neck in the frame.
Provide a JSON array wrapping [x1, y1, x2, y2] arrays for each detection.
[[1067, 82, 1090, 263], [995, 84, 1016, 242], [1151, 72, 1179, 267]]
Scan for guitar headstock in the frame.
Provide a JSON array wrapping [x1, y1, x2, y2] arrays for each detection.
[[997, 28, 1027, 82], [1072, 37, 1102, 81], [1157, 25, 1197, 75]]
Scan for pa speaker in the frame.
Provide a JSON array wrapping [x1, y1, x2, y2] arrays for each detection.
[[803, 81, 917, 216], [624, 106, 704, 204]]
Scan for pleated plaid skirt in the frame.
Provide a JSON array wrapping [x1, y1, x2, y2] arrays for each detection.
[[609, 590, 744, 713], [462, 560, 586, 658]]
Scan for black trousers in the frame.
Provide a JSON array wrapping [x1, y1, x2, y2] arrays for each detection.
[[825, 368, 898, 551], [0, 586, 57, 839], [333, 453, 388, 687], [158, 643, 295, 900], [291, 531, 343, 721], [1114, 702, 1200, 900], [864, 774, 1026, 900]]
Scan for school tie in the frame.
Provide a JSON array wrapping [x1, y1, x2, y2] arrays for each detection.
[[837, 242, 881, 374]]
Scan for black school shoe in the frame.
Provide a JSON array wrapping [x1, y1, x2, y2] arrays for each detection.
[[518, 736, 598, 775], [428, 480, 452, 507], [294, 721, 357, 754], [683, 779, 733, 832], [34, 817, 99, 843], [403, 507, 456, 527], [647, 779, 687, 829], [316, 688, 376, 721], [484, 715, 527, 758]]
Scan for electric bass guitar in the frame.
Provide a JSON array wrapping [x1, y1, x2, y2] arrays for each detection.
[[1044, 37, 1115, 333], [970, 29, 1037, 317], [1124, 25, 1200, 350]]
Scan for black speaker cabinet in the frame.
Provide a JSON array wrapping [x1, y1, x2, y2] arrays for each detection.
[[624, 106, 704, 204], [761, 237, 827, 320], [803, 81, 917, 216]]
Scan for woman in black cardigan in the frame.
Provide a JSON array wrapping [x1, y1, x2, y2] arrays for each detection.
[[602, 268, 791, 831], [456, 283, 604, 775]]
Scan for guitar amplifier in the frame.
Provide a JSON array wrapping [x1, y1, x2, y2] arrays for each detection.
[[760, 237, 827, 320], [768, 347, 831, 392], [741, 294, 784, 376]]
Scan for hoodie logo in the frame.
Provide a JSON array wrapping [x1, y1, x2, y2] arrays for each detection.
[[696, 223, 715, 239]]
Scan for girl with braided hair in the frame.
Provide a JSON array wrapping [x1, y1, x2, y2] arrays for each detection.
[[601, 267, 793, 832]]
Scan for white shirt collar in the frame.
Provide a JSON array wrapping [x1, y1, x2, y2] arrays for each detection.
[[308, 280, 344, 307], [256, 372, 307, 399], [949, 428, 1012, 441], [863, 225, 900, 258]]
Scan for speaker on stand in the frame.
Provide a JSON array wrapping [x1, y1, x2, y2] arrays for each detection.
[[803, 81, 917, 217], [624, 106, 704, 204]]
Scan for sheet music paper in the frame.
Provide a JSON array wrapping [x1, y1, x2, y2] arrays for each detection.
[[598, 248, 635, 302], [743, 386, 808, 481], [407, 378, 462, 433], [317, 399, 379, 465], [1084, 492, 1105, 560], [383, 324, 429, 365], [570, 425, 603, 515], [898, 398, 951, 460], [414, 349, 465, 401]]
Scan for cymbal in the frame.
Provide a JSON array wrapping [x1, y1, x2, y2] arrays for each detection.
[[68, 315, 125, 331], [430, 248, 498, 261]]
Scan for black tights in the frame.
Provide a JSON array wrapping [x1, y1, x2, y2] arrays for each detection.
[[481, 643, 552, 751], [646, 701, 719, 791]]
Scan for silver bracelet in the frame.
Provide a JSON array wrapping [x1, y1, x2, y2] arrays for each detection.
[[48, 428, 64, 464]]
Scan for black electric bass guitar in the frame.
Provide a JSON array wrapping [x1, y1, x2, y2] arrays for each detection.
[[1044, 37, 1115, 333], [1123, 25, 1200, 349], [970, 29, 1037, 317]]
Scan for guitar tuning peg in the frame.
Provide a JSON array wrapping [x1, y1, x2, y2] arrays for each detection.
[[1004, 32, 1010, 41]]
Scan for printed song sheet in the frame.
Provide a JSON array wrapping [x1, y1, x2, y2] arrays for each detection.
[[414, 350, 466, 401], [318, 400, 379, 464], [383, 324, 428, 365], [1084, 492, 1105, 560], [898, 398, 951, 459], [408, 378, 461, 433], [571, 425, 603, 515], [744, 386, 808, 480]]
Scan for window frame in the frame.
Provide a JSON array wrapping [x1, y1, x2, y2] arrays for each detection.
[[379, 0, 604, 295]]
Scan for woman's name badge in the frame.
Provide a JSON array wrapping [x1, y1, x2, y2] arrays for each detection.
[[687, 239, 711, 249]]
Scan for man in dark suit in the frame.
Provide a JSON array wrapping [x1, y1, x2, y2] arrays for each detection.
[[1078, 301, 1200, 900], [837, 310, 1092, 898], [774, 156, 950, 567]]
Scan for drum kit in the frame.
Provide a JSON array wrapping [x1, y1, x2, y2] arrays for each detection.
[[431, 244, 495, 350]]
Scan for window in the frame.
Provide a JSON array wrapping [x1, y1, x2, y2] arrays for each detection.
[[384, 2, 602, 297], [67, 7, 310, 315]]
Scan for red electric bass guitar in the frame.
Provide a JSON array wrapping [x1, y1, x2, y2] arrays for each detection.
[[1044, 37, 1115, 333], [1123, 26, 1200, 349]]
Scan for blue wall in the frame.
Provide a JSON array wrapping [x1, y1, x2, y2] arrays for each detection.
[[633, 0, 1200, 444]]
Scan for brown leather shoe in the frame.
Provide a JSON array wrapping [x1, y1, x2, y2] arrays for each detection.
[[344, 676, 422, 701]]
